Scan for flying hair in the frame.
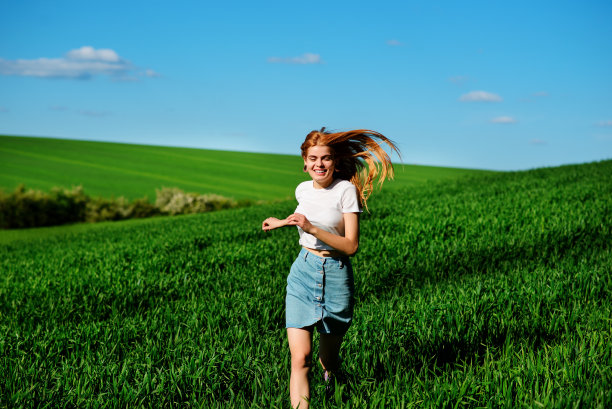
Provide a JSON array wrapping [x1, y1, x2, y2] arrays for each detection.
[[301, 128, 400, 210]]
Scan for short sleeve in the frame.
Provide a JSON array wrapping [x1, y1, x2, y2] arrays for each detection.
[[341, 183, 362, 213], [295, 181, 307, 202]]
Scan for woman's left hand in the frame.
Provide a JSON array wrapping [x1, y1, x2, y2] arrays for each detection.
[[286, 213, 315, 234]]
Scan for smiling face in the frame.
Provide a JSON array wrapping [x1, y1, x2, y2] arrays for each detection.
[[304, 145, 336, 189]]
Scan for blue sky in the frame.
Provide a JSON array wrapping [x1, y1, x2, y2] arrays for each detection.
[[1, 0, 611, 170]]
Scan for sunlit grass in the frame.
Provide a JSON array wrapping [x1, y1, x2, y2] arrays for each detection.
[[0, 160, 610, 408]]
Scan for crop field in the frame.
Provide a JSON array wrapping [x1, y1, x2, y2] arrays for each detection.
[[0, 135, 491, 201], [1, 159, 611, 408]]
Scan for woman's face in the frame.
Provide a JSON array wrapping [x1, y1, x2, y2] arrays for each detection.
[[304, 145, 336, 188]]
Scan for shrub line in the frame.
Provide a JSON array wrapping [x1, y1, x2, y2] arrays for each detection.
[[0, 185, 255, 229]]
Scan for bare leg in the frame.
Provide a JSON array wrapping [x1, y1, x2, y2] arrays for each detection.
[[318, 333, 344, 373], [287, 327, 313, 409]]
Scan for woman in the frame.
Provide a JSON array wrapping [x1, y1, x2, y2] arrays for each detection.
[[262, 128, 399, 408]]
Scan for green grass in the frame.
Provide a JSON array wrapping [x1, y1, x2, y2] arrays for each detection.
[[1, 159, 610, 408], [0, 135, 492, 201]]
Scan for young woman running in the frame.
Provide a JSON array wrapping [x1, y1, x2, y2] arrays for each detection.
[[262, 128, 399, 408]]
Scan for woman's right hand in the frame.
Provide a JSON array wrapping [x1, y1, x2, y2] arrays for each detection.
[[262, 217, 287, 231]]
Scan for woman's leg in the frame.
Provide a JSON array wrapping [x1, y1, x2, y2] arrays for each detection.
[[318, 333, 343, 373], [287, 327, 313, 409]]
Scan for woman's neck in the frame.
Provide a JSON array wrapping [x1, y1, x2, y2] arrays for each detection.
[[313, 178, 335, 189]]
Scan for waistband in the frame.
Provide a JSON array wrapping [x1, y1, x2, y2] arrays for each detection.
[[300, 247, 349, 266]]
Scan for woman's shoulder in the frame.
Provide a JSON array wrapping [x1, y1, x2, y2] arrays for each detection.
[[296, 180, 312, 191], [333, 179, 357, 193], [295, 180, 312, 197]]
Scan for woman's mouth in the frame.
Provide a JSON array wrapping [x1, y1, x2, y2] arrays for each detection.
[[314, 169, 326, 175]]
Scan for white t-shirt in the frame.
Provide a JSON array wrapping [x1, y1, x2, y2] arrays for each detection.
[[294, 178, 362, 250]]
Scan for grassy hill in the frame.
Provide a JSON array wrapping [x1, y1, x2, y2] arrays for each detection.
[[1, 158, 610, 407], [0, 135, 492, 201]]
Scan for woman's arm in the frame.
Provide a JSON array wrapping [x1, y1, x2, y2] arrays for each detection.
[[286, 212, 359, 256], [262, 217, 290, 231]]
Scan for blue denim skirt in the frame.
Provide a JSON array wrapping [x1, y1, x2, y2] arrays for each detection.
[[286, 248, 355, 335]]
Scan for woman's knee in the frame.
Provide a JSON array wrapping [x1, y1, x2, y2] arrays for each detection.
[[291, 350, 313, 370], [287, 327, 313, 370]]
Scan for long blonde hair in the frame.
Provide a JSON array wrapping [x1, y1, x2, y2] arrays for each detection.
[[300, 128, 400, 209]]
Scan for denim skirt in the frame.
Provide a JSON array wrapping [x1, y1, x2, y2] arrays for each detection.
[[286, 248, 355, 335]]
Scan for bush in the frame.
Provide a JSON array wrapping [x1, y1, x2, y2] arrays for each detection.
[[86, 196, 129, 222], [0, 185, 88, 228], [0, 185, 247, 229], [86, 196, 161, 222], [155, 187, 237, 215], [129, 198, 161, 219], [48, 186, 89, 224]]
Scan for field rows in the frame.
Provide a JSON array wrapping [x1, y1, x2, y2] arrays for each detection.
[[0, 135, 491, 201]]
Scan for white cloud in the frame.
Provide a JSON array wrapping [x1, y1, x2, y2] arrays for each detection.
[[78, 109, 111, 117], [459, 91, 502, 102], [267, 53, 322, 64], [66, 46, 120, 62], [144, 69, 161, 78], [596, 120, 612, 127], [490, 116, 517, 124], [386, 39, 402, 46], [0, 46, 158, 80], [449, 75, 469, 84], [530, 138, 547, 145]]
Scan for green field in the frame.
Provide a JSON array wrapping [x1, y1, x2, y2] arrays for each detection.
[[0, 135, 491, 201], [1, 158, 610, 408]]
